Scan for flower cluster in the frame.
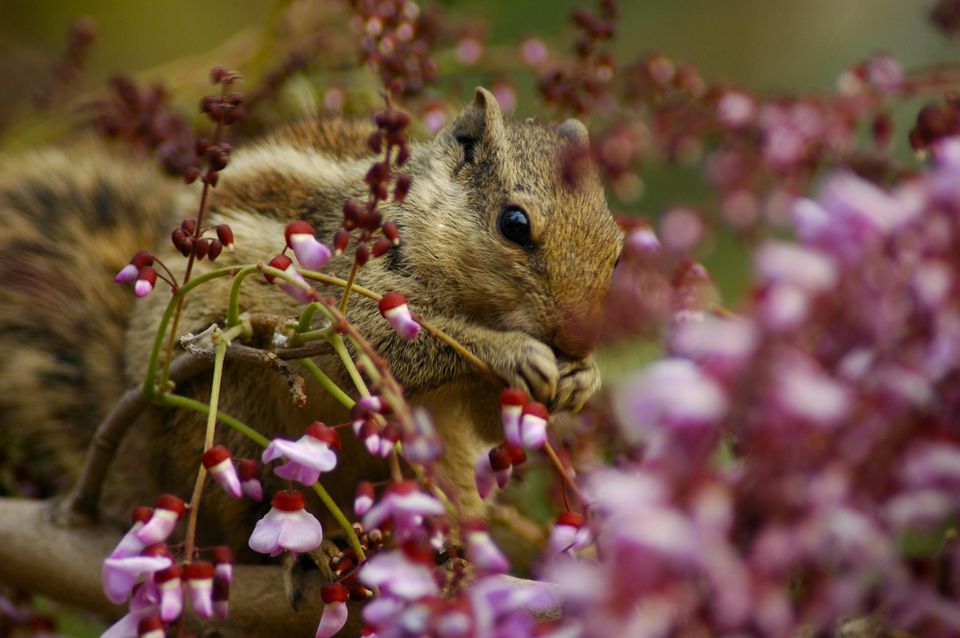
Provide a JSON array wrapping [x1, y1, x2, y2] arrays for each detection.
[[333, 103, 410, 267], [100, 495, 236, 636], [34, 16, 96, 109], [346, 0, 440, 96], [539, 0, 618, 115]]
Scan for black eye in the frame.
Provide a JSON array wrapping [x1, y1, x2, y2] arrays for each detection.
[[498, 207, 533, 248]]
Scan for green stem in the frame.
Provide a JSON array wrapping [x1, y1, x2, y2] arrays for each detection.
[[296, 302, 322, 334], [299, 358, 355, 409], [329, 333, 369, 397], [182, 335, 228, 564], [226, 265, 260, 328], [292, 327, 334, 344], [144, 267, 239, 399], [299, 269, 379, 301], [312, 482, 365, 561], [157, 393, 269, 447]]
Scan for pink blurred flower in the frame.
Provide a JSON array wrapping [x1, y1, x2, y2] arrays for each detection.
[[262, 421, 339, 486]]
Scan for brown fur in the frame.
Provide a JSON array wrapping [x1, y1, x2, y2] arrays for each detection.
[[0, 89, 622, 561]]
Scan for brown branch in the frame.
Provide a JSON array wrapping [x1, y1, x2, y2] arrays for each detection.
[[58, 330, 333, 524], [0, 498, 560, 637]]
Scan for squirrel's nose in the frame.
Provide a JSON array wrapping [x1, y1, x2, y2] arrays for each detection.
[[552, 305, 601, 359]]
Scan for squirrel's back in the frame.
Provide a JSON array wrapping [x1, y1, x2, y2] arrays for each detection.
[[0, 143, 177, 496]]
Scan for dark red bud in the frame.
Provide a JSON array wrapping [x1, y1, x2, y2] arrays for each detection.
[[216, 224, 234, 247], [394, 174, 412, 202], [321, 583, 349, 604], [271, 490, 305, 512], [238, 459, 259, 482], [488, 445, 512, 472], [212, 546, 233, 566], [372, 237, 393, 258], [194, 238, 210, 260], [264, 254, 293, 282], [333, 229, 350, 255], [207, 239, 223, 261], [367, 131, 383, 154], [505, 443, 527, 466], [180, 219, 197, 234], [202, 445, 232, 469], [155, 494, 186, 518], [130, 250, 154, 269], [382, 221, 400, 244], [355, 244, 370, 267]]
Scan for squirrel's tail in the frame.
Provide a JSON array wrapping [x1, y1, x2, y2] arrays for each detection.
[[0, 142, 177, 496]]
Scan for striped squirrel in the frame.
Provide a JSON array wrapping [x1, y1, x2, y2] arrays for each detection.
[[0, 88, 622, 560]]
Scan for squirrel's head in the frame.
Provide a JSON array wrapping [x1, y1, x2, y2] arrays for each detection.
[[405, 88, 623, 359]]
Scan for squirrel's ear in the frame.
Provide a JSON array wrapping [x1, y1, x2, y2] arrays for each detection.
[[448, 87, 506, 164], [557, 118, 590, 148]]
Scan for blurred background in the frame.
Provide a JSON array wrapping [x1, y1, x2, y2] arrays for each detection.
[[0, 2, 956, 634]]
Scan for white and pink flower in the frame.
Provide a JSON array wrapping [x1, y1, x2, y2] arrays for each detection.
[[249, 490, 324, 556]]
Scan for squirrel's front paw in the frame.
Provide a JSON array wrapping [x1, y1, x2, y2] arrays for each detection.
[[486, 333, 559, 404], [552, 355, 601, 413]]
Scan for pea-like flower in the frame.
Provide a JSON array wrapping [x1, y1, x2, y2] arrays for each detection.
[[135, 495, 186, 546], [185, 561, 215, 619], [265, 254, 314, 303], [500, 388, 528, 448], [519, 401, 549, 450], [202, 445, 242, 498], [262, 422, 339, 486], [102, 544, 173, 605], [548, 511, 592, 555], [316, 583, 349, 638], [237, 459, 263, 501], [152, 564, 182, 622], [378, 292, 421, 340], [465, 522, 510, 575], [249, 490, 324, 556], [285, 221, 332, 270], [362, 480, 444, 539]]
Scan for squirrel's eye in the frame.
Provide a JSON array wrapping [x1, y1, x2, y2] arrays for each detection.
[[498, 207, 533, 248]]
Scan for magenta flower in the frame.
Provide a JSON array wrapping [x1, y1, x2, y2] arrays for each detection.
[[202, 445, 242, 498], [135, 494, 185, 546], [262, 422, 339, 486], [378, 292, 421, 340], [237, 459, 263, 501], [316, 583, 349, 638], [185, 561, 214, 619], [102, 544, 173, 605], [249, 490, 323, 556], [519, 402, 549, 450], [152, 564, 182, 622], [465, 522, 510, 575], [101, 579, 160, 638], [105, 506, 153, 564], [362, 480, 444, 539], [285, 221, 332, 270], [264, 254, 315, 303], [500, 388, 528, 448]]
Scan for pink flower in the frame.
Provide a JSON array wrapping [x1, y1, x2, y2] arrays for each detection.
[[378, 292, 421, 340], [202, 445, 242, 498], [212, 546, 233, 585], [135, 495, 185, 546], [548, 511, 592, 555], [519, 402, 549, 450], [106, 506, 154, 562], [362, 480, 444, 539], [285, 221, 332, 270], [262, 422, 339, 486], [265, 254, 315, 303], [212, 577, 230, 620], [465, 522, 509, 575], [316, 583, 349, 638], [355, 481, 375, 517], [102, 544, 173, 605], [115, 251, 153, 284], [359, 548, 439, 601], [134, 267, 158, 297], [152, 564, 182, 622], [237, 459, 263, 501], [101, 580, 160, 638], [475, 445, 513, 499], [185, 562, 214, 619], [249, 490, 324, 556], [500, 388, 528, 448]]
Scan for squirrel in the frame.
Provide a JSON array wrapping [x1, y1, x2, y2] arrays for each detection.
[[0, 88, 622, 564]]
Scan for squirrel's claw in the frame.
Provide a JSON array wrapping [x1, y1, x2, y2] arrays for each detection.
[[486, 333, 560, 405], [552, 355, 601, 413]]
